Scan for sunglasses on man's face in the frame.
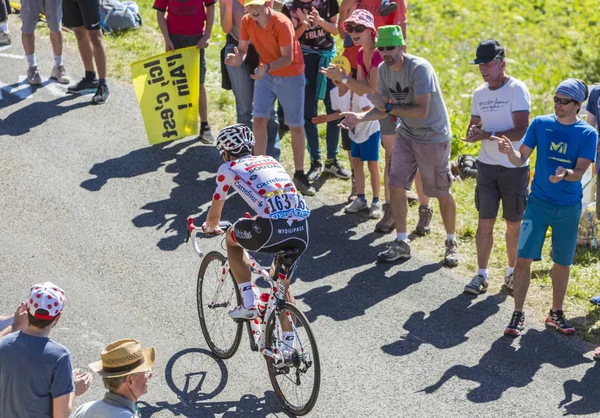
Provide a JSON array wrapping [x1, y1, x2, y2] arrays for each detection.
[[553, 96, 576, 105], [346, 24, 366, 33], [377, 46, 396, 52]]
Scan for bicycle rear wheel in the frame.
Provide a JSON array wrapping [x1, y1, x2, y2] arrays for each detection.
[[197, 251, 243, 359], [265, 302, 321, 415]]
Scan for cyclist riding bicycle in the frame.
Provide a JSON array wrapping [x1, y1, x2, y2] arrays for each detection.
[[202, 124, 311, 321]]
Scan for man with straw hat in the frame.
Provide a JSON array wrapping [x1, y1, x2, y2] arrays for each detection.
[[73, 339, 156, 417], [0, 282, 92, 418]]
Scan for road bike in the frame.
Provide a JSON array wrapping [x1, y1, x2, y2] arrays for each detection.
[[187, 216, 321, 415]]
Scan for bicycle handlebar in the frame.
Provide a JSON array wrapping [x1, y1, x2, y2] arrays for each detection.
[[186, 216, 233, 259]]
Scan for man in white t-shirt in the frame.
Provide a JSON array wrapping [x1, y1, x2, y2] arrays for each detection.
[[462, 39, 531, 295]]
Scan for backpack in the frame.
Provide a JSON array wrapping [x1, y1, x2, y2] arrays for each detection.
[[457, 154, 477, 179], [100, 0, 142, 33]]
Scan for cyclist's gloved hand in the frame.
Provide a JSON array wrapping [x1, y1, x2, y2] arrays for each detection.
[[202, 222, 224, 236]]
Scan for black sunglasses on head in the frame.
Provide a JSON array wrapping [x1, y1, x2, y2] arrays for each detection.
[[377, 46, 396, 51], [346, 24, 366, 33], [553, 96, 577, 105]]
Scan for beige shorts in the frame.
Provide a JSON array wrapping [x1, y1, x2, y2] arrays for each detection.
[[389, 134, 453, 198]]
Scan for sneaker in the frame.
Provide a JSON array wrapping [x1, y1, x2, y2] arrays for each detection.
[[415, 205, 433, 236], [545, 310, 576, 335], [345, 198, 368, 213], [307, 160, 323, 181], [377, 239, 410, 262], [293, 173, 316, 196], [91, 84, 109, 105], [375, 202, 394, 233], [68, 77, 99, 94], [50, 64, 70, 84], [504, 272, 514, 292], [443, 239, 459, 267], [199, 125, 215, 144], [228, 304, 259, 320], [324, 159, 351, 179], [0, 32, 10, 46], [379, 0, 398, 17], [504, 311, 525, 337], [369, 201, 383, 219], [464, 274, 489, 295], [27, 66, 42, 86]]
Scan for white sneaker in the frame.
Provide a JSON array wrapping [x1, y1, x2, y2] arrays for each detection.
[[344, 198, 368, 213], [369, 201, 383, 219], [228, 304, 258, 320], [50, 64, 70, 84], [27, 66, 42, 86]]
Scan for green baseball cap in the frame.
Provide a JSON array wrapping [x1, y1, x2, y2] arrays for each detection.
[[376, 25, 406, 48]]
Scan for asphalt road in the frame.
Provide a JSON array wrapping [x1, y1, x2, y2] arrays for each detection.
[[1, 18, 600, 418]]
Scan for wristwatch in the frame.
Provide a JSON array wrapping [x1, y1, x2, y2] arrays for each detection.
[[385, 103, 394, 113], [341, 75, 349, 85]]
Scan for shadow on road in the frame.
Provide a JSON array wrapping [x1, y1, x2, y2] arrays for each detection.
[[421, 329, 593, 403], [381, 292, 507, 356], [0, 93, 87, 136], [559, 362, 600, 415], [138, 347, 290, 417]]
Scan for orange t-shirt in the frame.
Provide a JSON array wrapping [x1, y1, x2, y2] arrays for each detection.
[[240, 10, 305, 77]]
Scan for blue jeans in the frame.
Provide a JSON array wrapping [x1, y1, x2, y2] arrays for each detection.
[[303, 52, 340, 162], [224, 44, 280, 160]]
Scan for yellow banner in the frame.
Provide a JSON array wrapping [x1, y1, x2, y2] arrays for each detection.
[[131, 47, 200, 145]]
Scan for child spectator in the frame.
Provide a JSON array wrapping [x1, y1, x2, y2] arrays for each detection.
[[154, 0, 216, 144], [314, 57, 382, 218]]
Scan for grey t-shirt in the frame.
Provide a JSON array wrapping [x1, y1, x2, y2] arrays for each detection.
[[378, 54, 452, 143]]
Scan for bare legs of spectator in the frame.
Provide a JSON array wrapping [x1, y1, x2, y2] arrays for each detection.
[[73, 27, 106, 79], [289, 126, 305, 171], [200, 83, 208, 124], [512, 259, 573, 312], [389, 185, 455, 235]]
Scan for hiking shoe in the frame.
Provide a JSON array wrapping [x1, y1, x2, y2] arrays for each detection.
[[443, 239, 459, 267], [375, 202, 394, 233], [545, 310, 576, 335], [199, 125, 215, 144], [50, 64, 70, 84], [27, 66, 42, 86], [464, 274, 489, 295], [504, 272, 514, 292], [293, 173, 316, 196], [415, 205, 433, 236], [307, 160, 323, 181], [369, 201, 383, 219], [91, 84, 109, 105], [68, 77, 99, 94], [379, 0, 398, 16], [377, 239, 410, 262], [345, 198, 368, 213], [0, 32, 10, 46], [504, 311, 525, 337], [324, 159, 351, 179], [228, 304, 258, 320]]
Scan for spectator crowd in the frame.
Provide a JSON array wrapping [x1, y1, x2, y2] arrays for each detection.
[[1, 0, 600, 415]]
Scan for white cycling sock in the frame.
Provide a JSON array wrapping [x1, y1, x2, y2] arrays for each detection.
[[446, 233, 456, 241], [54, 55, 63, 66], [506, 266, 515, 277], [477, 269, 488, 279], [26, 54, 36, 68], [283, 331, 295, 349], [239, 282, 255, 308], [396, 232, 408, 242]]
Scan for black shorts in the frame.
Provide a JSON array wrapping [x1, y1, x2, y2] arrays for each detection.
[[231, 217, 309, 275], [63, 0, 101, 30]]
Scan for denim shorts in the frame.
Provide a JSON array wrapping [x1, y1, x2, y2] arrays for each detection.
[[254, 73, 305, 127], [517, 194, 581, 266], [351, 131, 380, 162]]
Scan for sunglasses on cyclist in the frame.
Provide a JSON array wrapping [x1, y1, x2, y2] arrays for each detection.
[[377, 46, 396, 52], [346, 24, 367, 33], [553, 96, 577, 105]]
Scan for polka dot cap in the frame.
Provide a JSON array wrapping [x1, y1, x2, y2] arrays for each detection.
[[27, 282, 65, 320]]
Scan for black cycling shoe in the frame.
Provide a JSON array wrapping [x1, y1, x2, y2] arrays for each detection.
[[68, 77, 99, 94], [91, 84, 110, 105]]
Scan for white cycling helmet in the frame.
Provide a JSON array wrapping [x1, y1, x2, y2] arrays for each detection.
[[216, 123, 255, 156]]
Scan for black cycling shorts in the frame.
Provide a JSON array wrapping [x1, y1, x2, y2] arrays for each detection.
[[63, 0, 101, 30], [231, 217, 309, 275]]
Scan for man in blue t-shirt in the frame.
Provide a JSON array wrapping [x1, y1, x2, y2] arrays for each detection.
[[0, 282, 92, 417], [495, 79, 598, 338]]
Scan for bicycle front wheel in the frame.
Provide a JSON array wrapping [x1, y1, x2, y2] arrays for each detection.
[[265, 302, 321, 416], [197, 251, 243, 359]]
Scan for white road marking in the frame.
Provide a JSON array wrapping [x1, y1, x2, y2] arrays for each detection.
[[0, 52, 24, 59], [46, 81, 67, 98]]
